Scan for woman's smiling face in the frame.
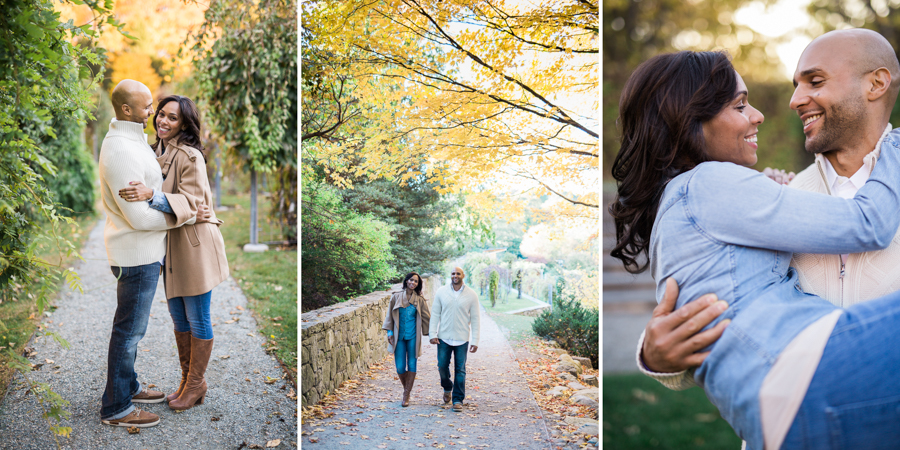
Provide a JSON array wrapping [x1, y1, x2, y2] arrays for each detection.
[[156, 101, 183, 143], [702, 71, 765, 167]]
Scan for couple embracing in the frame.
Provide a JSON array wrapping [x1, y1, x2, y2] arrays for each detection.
[[382, 268, 480, 412], [97, 79, 229, 428], [612, 28, 900, 449]]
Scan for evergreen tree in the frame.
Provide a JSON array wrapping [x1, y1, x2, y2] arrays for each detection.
[[342, 176, 456, 278]]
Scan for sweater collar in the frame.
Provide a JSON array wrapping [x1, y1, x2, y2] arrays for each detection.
[[107, 118, 149, 143]]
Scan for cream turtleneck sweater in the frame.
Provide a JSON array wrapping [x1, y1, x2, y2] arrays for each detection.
[[98, 118, 169, 267]]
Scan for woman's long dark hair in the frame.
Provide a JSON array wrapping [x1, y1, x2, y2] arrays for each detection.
[[402, 272, 423, 296], [610, 51, 739, 273], [151, 95, 206, 161]]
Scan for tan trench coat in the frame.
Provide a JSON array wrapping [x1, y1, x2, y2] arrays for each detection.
[[156, 137, 229, 298], [382, 290, 431, 358]]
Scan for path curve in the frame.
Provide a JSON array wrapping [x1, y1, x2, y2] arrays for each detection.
[[0, 218, 297, 449], [301, 304, 553, 449]]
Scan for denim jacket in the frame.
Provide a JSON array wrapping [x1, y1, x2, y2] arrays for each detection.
[[648, 129, 900, 448]]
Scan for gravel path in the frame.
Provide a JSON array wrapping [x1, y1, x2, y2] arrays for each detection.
[[300, 305, 553, 449], [0, 218, 297, 449]]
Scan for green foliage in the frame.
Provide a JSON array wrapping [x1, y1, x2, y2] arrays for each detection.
[[190, 0, 297, 175], [488, 270, 499, 308], [341, 177, 457, 278], [301, 175, 397, 311], [532, 296, 599, 369], [39, 115, 96, 216], [0, 0, 123, 443]]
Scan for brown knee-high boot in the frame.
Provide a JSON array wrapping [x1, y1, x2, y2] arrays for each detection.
[[403, 372, 416, 407], [169, 336, 213, 410], [168, 330, 193, 402], [398, 373, 408, 406]]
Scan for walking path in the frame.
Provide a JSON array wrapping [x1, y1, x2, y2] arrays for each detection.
[[504, 290, 551, 315], [301, 305, 554, 449], [0, 218, 297, 449]]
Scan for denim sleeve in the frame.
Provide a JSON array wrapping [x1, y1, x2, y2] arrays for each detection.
[[685, 129, 900, 254], [148, 189, 175, 214]]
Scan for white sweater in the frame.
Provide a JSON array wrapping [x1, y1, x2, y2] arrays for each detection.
[[429, 284, 481, 346], [98, 119, 169, 267]]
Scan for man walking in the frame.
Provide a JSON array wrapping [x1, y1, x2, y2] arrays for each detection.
[[97, 79, 197, 427], [429, 267, 480, 412]]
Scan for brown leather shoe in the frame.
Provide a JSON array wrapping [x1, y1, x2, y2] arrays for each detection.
[[452, 402, 463, 412], [132, 388, 166, 404], [169, 336, 213, 410], [443, 391, 451, 404], [168, 330, 192, 402], [101, 409, 160, 427]]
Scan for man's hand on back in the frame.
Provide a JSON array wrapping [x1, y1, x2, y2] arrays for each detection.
[[430, 338, 439, 345], [641, 278, 731, 373]]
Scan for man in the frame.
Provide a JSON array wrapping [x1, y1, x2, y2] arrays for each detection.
[[634, 29, 900, 447], [97, 79, 204, 427], [429, 267, 480, 412]]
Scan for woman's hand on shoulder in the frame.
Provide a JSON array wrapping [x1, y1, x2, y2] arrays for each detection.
[[762, 167, 795, 185]]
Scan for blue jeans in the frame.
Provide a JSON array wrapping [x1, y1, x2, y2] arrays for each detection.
[[781, 292, 900, 449], [394, 338, 416, 374], [437, 340, 468, 404], [101, 263, 159, 420], [168, 290, 213, 340]]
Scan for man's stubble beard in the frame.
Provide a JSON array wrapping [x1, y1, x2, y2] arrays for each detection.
[[805, 95, 867, 155]]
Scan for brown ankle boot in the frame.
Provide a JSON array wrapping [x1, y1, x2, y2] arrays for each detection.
[[168, 330, 193, 402], [169, 336, 213, 410]]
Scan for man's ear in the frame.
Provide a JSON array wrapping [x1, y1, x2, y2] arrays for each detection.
[[120, 103, 132, 118], [866, 67, 892, 101]]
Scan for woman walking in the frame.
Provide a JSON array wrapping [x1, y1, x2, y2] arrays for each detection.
[[120, 95, 229, 411], [383, 272, 431, 407]]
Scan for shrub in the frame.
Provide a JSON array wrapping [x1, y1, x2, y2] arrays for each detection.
[[40, 116, 96, 216], [532, 295, 598, 369]]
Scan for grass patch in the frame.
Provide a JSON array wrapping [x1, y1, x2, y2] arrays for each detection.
[[217, 194, 297, 381], [603, 373, 740, 449], [479, 288, 543, 314], [0, 212, 97, 400]]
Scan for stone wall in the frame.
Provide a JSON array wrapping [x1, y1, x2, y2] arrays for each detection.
[[301, 274, 442, 407]]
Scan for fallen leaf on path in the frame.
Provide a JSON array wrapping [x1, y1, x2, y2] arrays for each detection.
[[266, 439, 281, 448], [127, 426, 140, 434], [220, 355, 231, 359]]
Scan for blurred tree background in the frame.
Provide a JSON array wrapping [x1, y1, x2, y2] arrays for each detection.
[[603, 0, 812, 180]]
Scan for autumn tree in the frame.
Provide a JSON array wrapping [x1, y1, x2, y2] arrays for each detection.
[[191, 0, 297, 249], [302, 0, 599, 227]]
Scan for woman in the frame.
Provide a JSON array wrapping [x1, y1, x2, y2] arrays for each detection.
[[120, 95, 229, 411], [382, 272, 431, 407], [611, 51, 900, 449]]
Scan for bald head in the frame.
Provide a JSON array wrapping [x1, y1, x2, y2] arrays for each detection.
[[111, 79, 154, 128], [806, 29, 900, 113], [450, 267, 465, 289]]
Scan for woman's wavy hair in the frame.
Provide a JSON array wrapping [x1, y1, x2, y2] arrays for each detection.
[[610, 51, 739, 273], [150, 95, 206, 162], [402, 272, 423, 296]]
